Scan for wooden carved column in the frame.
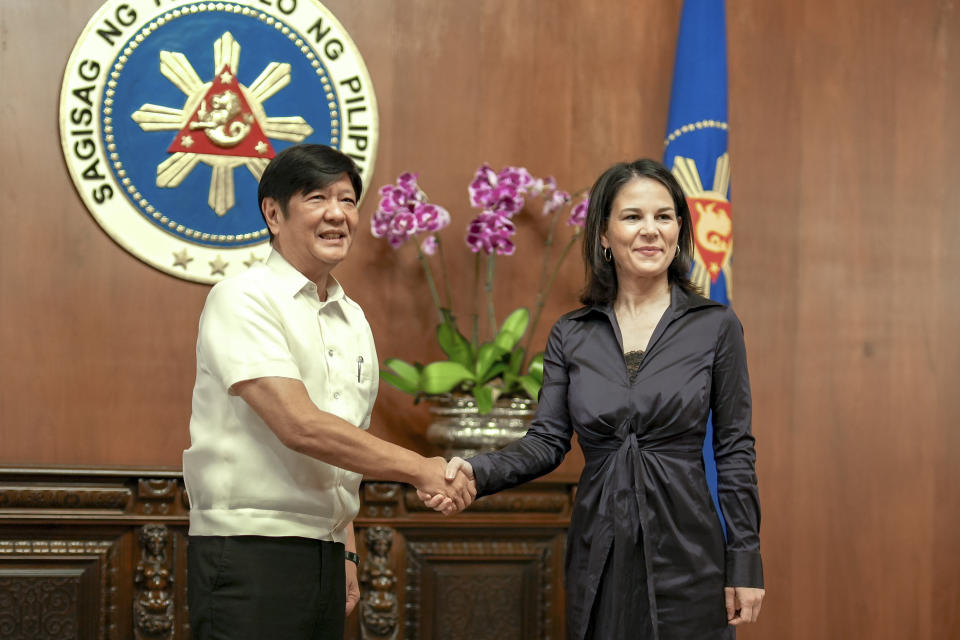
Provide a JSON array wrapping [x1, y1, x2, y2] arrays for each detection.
[[133, 524, 174, 639], [355, 483, 402, 640], [358, 526, 399, 640], [132, 478, 189, 639]]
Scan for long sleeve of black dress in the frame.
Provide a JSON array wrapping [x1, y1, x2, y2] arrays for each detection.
[[471, 321, 573, 494], [711, 310, 763, 588]]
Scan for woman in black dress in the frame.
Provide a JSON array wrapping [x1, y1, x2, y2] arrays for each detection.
[[434, 158, 764, 639]]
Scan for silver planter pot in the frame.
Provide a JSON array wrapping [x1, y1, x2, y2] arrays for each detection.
[[426, 394, 537, 459]]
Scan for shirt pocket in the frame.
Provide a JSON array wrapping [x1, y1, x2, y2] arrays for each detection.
[[354, 352, 373, 386], [353, 350, 377, 403]]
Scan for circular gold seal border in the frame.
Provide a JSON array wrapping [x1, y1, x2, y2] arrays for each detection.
[[60, 0, 379, 284]]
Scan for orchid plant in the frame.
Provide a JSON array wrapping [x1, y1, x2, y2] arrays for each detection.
[[371, 165, 588, 413]]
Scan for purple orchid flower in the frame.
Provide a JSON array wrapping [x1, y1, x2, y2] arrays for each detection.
[[528, 176, 557, 197], [373, 173, 448, 249], [487, 184, 525, 218], [496, 166, 533, 191], [542, 189, 570, 216], [420, 235, 438, 256], [386, 211, 418, 248], [568, 196, 589, 228], [397, 172, 420, 193], [414, 203, 451, 233], [466, 211, 517, 256], [468, 164, 499, 209]]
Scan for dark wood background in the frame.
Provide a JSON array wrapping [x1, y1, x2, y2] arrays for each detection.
[[1, 1, 958, 638]]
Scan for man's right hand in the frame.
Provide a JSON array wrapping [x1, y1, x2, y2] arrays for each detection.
[[415, 456, 476, 515], [417, 457, 476, 515]]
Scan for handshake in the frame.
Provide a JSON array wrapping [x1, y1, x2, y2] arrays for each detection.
[[414, 456, 475, 515]]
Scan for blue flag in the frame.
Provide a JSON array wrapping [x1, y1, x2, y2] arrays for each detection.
[[663, 0, 733, 533]]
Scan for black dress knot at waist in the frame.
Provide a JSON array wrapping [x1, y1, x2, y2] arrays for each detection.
[[576, 429, 703, 640]]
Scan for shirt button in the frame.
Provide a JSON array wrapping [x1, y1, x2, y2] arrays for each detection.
[[333, 392, 341, 400], [328, 349, 334, 357]]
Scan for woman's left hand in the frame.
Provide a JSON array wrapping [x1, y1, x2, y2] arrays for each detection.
[[725, 586, 764, 625]]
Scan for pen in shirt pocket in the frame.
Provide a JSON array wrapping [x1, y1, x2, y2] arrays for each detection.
[[357, 355, 363, 382]]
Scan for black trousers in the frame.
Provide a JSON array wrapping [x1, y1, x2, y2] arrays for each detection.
[[187, 535, 346, 640]]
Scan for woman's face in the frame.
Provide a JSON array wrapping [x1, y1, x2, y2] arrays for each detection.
[[601, 176, 681, 285]]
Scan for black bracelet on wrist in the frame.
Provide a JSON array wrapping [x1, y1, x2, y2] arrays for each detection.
[[344, 551, 360, 565]]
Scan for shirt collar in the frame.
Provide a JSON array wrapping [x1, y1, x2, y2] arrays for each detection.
[[265, 249, 345, 303], [671, 285, 724, 315], [568, 284, 724, 321]]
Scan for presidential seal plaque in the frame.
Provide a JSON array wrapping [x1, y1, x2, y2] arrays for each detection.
[[60, 0, 378, 283]]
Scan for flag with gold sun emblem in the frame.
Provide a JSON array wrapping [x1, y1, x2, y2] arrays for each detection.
[[663, 0, 732, 531], [664, 0, 733, 305]]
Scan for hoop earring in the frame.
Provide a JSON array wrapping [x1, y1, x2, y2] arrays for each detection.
[[675, 245, 680, 258], [603, 247, 613, 263]]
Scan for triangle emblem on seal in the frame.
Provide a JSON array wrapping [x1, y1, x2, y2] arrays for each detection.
[[167, 64, 275, 159]]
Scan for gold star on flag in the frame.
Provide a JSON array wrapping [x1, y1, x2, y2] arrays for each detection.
[[255, 140, 268, 154], [181, 134, 194, 148], [219, 70, 233, 84], [172, 249, 193, 269], [209, 256, 228, 276]]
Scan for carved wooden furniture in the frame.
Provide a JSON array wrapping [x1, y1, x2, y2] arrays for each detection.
[[0, 467, 574, 639], [0, 467, 190, 640]]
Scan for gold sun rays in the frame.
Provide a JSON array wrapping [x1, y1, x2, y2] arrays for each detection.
[[214, 31, 241, 75]]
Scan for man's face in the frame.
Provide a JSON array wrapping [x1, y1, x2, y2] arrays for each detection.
[[264, 173, 359, 281]]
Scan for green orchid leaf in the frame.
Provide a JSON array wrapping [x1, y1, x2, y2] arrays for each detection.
[[475, 343, 508, 378], [493, 308, 529, 351], [517, 374, 542, 401], [500, 307, 530, 338], [527, 352, 545, 383], [384, 358, 421, 387], [493, 331, 521, 353], [380, 369, 419, 395], [472, 385, 494, 414], [437, 318, 474, 368], [508, 347, 525, 376], [480, 363, 507, 384], [421, 361, 475, 395]]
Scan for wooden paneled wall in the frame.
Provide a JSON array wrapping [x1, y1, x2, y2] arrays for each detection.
[[1, 1, 958, 639]]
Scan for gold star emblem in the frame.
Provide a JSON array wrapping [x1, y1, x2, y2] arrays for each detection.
[[255, 140, 268, 154], [219, 70, 233, 84], [172, 249, 193, 269], [243, 252, 264, 268], [209, 256, 228, 276], [181, 134, 194, 148]]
